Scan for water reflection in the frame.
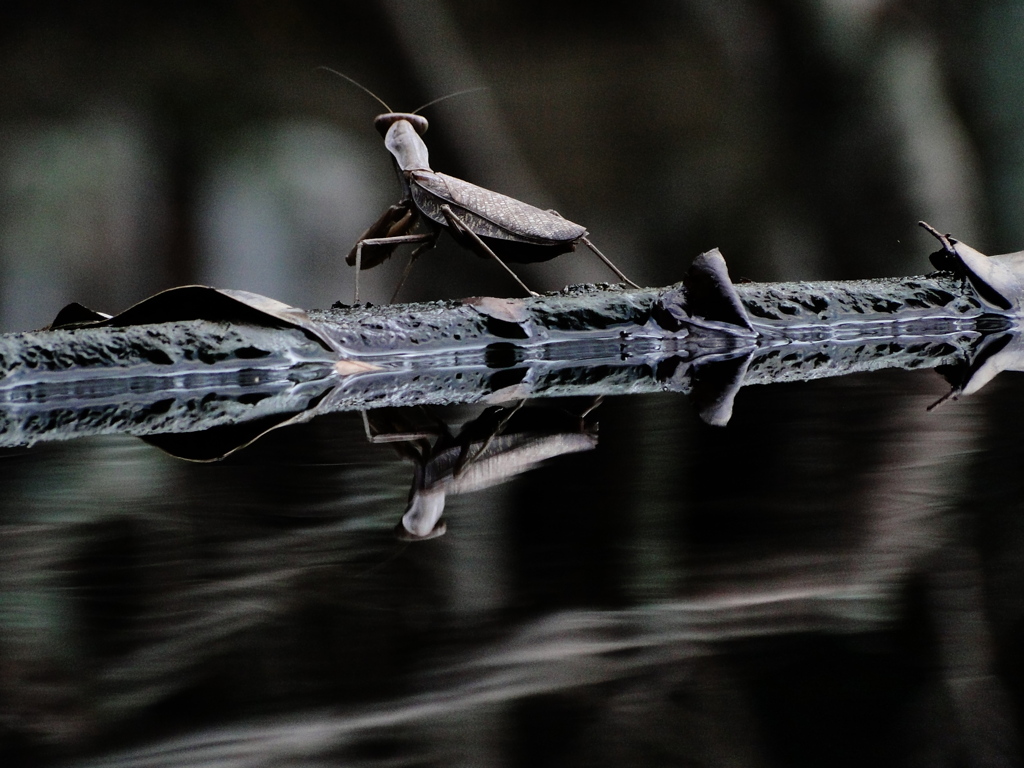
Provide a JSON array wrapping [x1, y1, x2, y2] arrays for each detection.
[[0, 234, 1022, 763], [1, 337, 1022, 762], [0, 261, 1014, 454], [364, 400, 600, 541], [0, 372, 1020, 766]]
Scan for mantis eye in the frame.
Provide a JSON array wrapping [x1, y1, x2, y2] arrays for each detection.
[[374, 113, 428, 137]]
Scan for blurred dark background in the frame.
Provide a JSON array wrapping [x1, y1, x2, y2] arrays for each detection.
[[2, 0, 1018, 329]]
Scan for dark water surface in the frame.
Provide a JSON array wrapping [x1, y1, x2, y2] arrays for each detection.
[[2, 370, 1022, 767]]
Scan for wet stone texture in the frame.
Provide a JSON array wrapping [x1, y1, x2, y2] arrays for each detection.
[[312, 299, 496, 353], [313, 283, 662, 355], [0, 322, 333, 384], [735, 272, 987, 326]]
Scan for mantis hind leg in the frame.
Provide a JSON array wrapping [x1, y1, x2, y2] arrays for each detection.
[[440, 204, 540, 298], [545, 209, 640, 288], [580, 236, 640, 288]]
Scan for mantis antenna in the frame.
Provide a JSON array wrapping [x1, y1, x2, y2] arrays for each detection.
[[317, 66, 487, 115]]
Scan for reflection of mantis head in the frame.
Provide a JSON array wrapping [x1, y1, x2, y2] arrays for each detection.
[[398, 465, 447, 540], [379, 401, 600, 542]]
